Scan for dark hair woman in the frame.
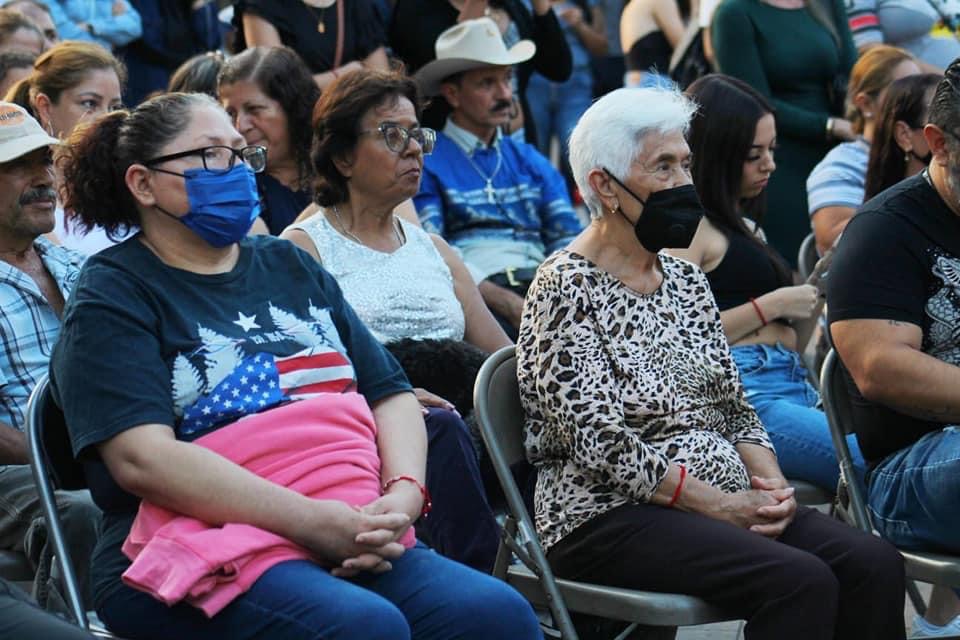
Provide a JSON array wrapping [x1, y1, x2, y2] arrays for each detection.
[[51, 91, 539, 640], [667, 73, 865, 493], [167, 50, 225, 97], [863, 73, 941, 201], [282, 69, 512, 572], [218, 46, 320, 235]]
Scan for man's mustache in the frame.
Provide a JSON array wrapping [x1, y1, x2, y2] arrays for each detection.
[[491, 99, 512, 113], [20, 187, 57, 205]]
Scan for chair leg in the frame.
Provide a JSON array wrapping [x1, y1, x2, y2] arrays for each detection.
[[907, 579, 927, 617], [492, 518, 516, 580]]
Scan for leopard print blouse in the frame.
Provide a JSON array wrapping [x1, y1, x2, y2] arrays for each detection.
[[517, 250, 774, 551]]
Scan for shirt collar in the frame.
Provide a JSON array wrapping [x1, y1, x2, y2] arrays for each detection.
[[442, 119, 501, 156]]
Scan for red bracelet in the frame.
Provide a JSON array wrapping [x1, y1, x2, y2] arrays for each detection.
[[749, 297, 768, 327], [667, 465, 687, 508], [382, 475, 432, 518]]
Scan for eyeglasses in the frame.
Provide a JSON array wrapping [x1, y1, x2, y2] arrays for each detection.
[[144, 145, 268, 174], [360, 124, 436, 155]]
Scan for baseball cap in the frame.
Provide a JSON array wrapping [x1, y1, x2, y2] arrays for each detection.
[[0, 102, 58, 163]]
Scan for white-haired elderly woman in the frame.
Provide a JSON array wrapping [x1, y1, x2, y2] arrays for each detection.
[[515, 87, 907, 640]]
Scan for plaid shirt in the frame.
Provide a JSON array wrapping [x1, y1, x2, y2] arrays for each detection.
[[0, 238, 83, 431]]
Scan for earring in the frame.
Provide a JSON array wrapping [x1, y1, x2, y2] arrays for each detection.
[[905, 152, 911, 164]]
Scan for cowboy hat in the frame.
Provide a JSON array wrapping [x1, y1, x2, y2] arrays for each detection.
[[414, 17, 536, 97]]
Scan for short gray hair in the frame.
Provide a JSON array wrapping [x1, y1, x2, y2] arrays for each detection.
[[568, 87, 698, 218]]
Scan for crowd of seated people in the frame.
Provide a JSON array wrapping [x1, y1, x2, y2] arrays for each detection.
[[807, 44, 920, 254], [667, 74, 864, 493], [3, 0, 960, 638]]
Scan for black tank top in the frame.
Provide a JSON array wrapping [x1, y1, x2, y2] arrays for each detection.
[[705, 230, 792, 312], [625, 31, 672, 74]]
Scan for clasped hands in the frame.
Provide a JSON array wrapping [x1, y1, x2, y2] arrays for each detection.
[[717, 475, 797, 538], [303, 483, 424, 579]]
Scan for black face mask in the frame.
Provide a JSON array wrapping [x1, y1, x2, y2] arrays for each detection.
[[603, 167, 704, 253]]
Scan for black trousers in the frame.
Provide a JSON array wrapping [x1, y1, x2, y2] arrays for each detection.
[[418, 408, 499, 574], [0, 577, 92, 639], [548, 504, 906, 640]]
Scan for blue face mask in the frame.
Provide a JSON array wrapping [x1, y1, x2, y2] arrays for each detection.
[[156, 164, 261, 248]]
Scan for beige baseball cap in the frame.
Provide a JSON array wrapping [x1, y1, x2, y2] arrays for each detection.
[[415, 18, 536, 97], [0, 102, 58, 164]]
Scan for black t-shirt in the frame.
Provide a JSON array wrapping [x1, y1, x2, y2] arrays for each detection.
[[828, 173, 960, 465], [234, 0, 386, 73], [258, 172, 312, 235], [50, 234, 411, 607]]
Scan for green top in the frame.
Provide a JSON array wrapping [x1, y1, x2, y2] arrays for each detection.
[[712, 0, 856, 141]]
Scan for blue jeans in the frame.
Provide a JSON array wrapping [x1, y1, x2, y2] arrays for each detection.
[[732, 344, 865, 492], [98, 544, 540, 640], [526, 69, 593, 172], [868, 427, 960, 553]]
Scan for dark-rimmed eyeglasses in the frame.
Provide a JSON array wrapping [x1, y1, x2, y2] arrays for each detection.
[[144, 145, 268, 174], [360, 124, 436, 154]]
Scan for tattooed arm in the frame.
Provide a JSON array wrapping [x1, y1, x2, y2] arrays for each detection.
[[831, 318, 960, 421]]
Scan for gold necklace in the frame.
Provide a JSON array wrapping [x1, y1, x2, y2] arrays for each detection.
[[303, 0, 334, 33], [332, 205, 404, 248]]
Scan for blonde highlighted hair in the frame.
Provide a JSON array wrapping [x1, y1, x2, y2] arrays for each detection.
[[846, 45, 916, 135]]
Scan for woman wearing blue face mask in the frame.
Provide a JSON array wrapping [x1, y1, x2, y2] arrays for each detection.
[[517, 85, 906, 640], [50, 91, 541, 640]]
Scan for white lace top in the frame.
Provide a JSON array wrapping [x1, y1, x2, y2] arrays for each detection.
[[290, 213, 466, 344]]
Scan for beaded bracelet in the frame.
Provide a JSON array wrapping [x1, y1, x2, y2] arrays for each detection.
[[382, 475, 432, 518]]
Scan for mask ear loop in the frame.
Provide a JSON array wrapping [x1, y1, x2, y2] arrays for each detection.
[[601, 167, 647, 206]]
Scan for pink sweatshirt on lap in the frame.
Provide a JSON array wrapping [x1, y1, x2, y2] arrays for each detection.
[[121, 392, 416, 617]]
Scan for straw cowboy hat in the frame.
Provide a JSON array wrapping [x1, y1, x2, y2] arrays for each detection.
[[414, 17, 536, 96]]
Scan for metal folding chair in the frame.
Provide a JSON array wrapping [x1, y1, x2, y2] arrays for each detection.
[[797, 232, 819, 281], [820, 349, 960, 627], [474, 346, 736, 640], [25, 375, 118, 638]]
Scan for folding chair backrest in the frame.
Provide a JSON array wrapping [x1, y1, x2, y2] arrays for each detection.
[[474, 346, 528, 469], [25, 375, 89, 628], [474, 346, 581, 633], [798, 232, 818, 281], [819, 349, 872, 532]]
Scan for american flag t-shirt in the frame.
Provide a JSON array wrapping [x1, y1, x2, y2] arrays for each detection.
[[171, 302, 356, 437]]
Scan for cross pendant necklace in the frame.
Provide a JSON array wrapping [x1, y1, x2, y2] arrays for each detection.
[[462, 143, 503, 204], [483, 181, 496, 203]]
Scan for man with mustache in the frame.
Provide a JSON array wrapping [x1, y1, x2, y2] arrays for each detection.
[[414, 18, 582, 339], [828, 62, 960, 636], [0, 102, 99, 625]]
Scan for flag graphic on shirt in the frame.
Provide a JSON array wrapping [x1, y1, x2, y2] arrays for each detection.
[[170, 302, 355, 437]]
